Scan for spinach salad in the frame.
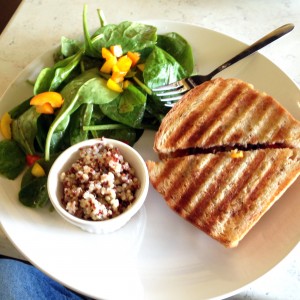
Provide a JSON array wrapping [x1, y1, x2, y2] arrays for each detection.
[[0, 6, 194, 208]]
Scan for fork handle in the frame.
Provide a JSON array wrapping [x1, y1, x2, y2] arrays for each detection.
[[208, 23, 294, 78]]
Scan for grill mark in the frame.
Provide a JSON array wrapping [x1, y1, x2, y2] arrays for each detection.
[[248, 99, 283, 143], [154, 157, 201, 206], [272, 119, 290, 141], [184, 154, 243, 229], [225, 93, 277, 145], [204, 89, 259, 146], [202, 150, 267, 235], [171, 154, 220, 215], [226, 151, 282, 227], [261, 101, 294, 143], [184, 83, 246, 147], [150, 158, 180, 191], [164, 81, 228, 149]]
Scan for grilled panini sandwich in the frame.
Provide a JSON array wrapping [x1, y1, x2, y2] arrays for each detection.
[[154, 78, 300, 158], [148, 77, 300, 247]]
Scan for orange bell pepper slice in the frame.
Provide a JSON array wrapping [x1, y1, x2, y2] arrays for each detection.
[[30, 91, 63, 108], [111, 71, 125, 83], [35, 103, 54, 114], [127, 51, 140, 67], [101, 47, 114, 60]]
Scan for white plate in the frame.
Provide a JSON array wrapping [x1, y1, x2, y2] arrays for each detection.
[[0, 21, 299, 300]]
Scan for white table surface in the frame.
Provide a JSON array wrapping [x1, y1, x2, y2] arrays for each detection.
[[0, 0, 299, 299]]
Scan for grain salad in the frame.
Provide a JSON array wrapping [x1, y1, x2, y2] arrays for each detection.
[[60, 140, 140, 221]]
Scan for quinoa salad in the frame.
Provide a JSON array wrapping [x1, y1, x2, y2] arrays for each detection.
[[60, 140, 140, 221]]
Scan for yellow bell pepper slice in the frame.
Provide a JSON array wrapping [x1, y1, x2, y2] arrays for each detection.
[[107, 78, 123, 93], [100, 56, 117, 73], [0, 112, 12, 140], [116, 55, 132, 73], [31, 162, 46, 177]]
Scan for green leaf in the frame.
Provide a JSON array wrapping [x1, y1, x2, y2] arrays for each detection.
[[19, 156, 58, 207], [11, 106, 40, 154], [157, 32, 194, 75], [0, 140, 26, 180], [19, 177, 48, 208], [88, 21, 157, 58], [33, 50, 83, 94], [69, 103, 94, 145], [100, 84, 146, 128], [61, 36, 82, 57], [143, 46, 188, 89]]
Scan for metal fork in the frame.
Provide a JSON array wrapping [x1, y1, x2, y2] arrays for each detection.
[[152, 23, 294, 107]]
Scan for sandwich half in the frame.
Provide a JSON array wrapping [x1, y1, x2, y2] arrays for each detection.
[[147, 148, 300, 248], [154, 78, 300, 158]]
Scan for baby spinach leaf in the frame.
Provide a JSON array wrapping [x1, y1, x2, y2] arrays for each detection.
[[11, 106, 40, 155], [44, 68, 119, 160], [87, 21, 157, 58], [69, 103, 93, 145], [19, 156, 56, 208], [60, 36, 82, 57], [157, 32, 194, 75], [143, 46, 188, 89], [0, 140, 26, 180], [99, 84, 146, 128], [34, 49, 83, 95], [19, 176, 48, 208]]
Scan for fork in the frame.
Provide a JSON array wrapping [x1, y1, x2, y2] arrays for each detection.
[[152, 23, 294, 107]]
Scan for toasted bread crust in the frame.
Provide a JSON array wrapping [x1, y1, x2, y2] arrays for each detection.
[[147, 149, 300, 247], [154, 78, 300, 157]]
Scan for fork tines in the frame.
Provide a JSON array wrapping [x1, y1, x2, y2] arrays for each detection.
[[152, 79, 191, 103], [154, 86, 187, 102]]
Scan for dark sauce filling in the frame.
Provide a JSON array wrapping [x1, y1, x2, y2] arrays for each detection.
[[161, 143, 289, 158]]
